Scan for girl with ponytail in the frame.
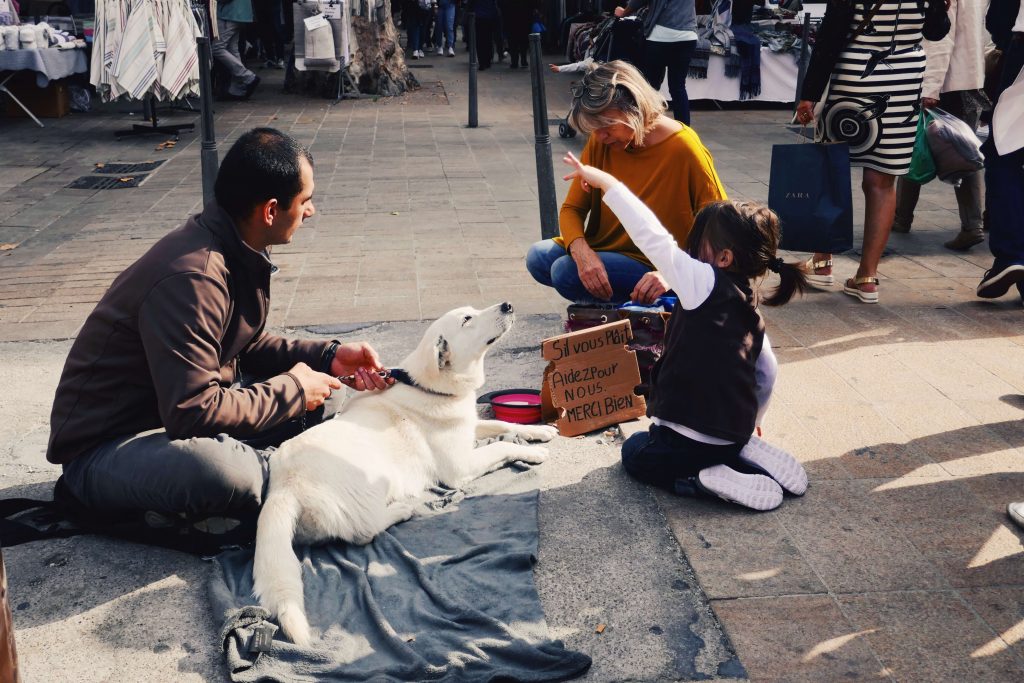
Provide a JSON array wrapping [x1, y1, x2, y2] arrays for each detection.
[[561, 152, 809, 512]]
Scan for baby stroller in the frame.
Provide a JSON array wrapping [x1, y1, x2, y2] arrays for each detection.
[[557, 15, 646, 138]]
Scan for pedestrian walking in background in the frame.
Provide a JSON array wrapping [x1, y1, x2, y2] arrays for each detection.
[[423, 0, 438, 51], [404, 0, 431, 59], [435, 0, 458, 56], [796, 0, 947, 304], [615, 0, 699, 125], [468, 0, 500, 69], [893, 0, 988, 252], [500, 0, 538, 68], [976, 0, 1024, 303], [213, 0, 261, 99], [254, 0, 287, 68]]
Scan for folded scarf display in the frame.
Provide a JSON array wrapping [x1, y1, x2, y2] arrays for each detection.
[[690, 34, 710, 78], [732, 24, 761, 100], [692, 10, 734, 79]]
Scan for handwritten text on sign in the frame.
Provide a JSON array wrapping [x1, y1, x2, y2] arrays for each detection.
[[541, 319, 646, 437]]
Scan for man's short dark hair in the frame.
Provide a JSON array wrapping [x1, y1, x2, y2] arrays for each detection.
[[214, 128, 314, 221]]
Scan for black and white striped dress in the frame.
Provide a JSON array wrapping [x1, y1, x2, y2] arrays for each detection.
[[820, 0, 926, 175]]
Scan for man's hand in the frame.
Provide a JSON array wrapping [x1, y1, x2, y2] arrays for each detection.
[[922, 96, 940, 109], [614, 6, 628, 17], [569, 239, 614, 301], [329, 342, 391, 391], [289, 362, 343, 411], [630, 271, 668, 304], [549, 63, 560, 72]]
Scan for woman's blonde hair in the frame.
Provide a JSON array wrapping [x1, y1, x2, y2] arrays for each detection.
[[567, 60, 668, 147]]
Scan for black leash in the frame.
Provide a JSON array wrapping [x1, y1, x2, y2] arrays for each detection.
[[337, 368, 456, 397], [387, 368, 457, 398]]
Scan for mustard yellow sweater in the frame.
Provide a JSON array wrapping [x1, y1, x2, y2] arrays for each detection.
[[554, 126, 727, 267]]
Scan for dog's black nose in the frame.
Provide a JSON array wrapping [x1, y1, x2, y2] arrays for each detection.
[[501, 302, 513, 314]]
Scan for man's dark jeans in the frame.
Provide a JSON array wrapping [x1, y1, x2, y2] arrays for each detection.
[[60, 395, 340, 522], [985, 38, 1024, 280]]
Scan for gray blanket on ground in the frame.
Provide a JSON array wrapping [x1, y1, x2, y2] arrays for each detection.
[[209, 444, 592, 682]]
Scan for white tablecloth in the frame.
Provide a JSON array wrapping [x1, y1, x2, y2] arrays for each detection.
[[661, 48, 800, 103], [0, 47, 87, 87]]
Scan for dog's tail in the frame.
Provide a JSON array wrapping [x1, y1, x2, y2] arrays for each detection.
[[252, 491, 311, 647]]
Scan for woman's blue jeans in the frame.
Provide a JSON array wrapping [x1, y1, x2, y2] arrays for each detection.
[[525, 239, 652, 304], [435, 2, 456, 49]]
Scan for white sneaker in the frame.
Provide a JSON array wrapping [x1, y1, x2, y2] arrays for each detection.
[[447, 47, 455, 57], [697, 464, 784, 511], [410, 50, 419, 59], [738, 436, 808, 496], [437, 46, 444, 55], [1008, 502, 1024, 530]]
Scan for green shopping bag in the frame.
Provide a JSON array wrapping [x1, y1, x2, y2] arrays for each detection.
[[906, 110, 936, 184]]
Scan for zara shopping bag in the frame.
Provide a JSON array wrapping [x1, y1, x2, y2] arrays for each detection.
[[768, 141, 854, 254]]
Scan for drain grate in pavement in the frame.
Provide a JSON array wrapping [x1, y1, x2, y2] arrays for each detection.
[[92, 160, 166, 175], [66, 174, 150, 190], [407, 64, 434, 69]]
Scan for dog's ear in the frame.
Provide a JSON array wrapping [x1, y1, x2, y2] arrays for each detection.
[[435, 335, 451, 370]]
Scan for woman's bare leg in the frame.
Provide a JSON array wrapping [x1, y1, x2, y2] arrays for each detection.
[[851, 167, 898, 293]]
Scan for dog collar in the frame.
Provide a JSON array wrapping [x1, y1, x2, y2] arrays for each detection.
[[388, 368, 457, 398]]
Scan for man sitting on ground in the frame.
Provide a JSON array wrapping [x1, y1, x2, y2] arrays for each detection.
[[46, 128, 388, 537]]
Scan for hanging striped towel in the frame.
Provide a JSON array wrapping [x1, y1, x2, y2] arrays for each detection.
[[159, 0, 200, 99], [113, 0, 159, 99]]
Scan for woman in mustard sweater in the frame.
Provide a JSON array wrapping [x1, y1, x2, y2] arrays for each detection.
[[526, 60, 727, 304]]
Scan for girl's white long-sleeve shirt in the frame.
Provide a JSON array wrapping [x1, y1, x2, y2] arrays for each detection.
[[602, 182, 777, 444], [555, 56, 595, 73]]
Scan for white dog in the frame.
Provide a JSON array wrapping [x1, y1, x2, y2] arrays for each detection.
[[252, 302, 557, 647]]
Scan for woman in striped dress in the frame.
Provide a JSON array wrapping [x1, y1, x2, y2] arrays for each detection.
[[796, 0, 942, 304]]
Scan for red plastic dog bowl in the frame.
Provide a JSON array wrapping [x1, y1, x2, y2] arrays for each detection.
[[479, 389, 543, 424]]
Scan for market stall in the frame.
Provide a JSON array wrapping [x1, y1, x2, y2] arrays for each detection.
[[0, 20, 88, 126], [678, 47, 798, 103], [660, 1, 827, 104]]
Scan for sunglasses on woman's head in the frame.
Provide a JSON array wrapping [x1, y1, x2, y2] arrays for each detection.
[[570, 82, 613, 101]]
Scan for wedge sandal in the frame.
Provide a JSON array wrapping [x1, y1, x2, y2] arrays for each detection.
[[843, 276, 880, 304], [805, 258, 834, 288]]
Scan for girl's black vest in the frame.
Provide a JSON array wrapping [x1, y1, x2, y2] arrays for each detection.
[[646, 269, 765, 443]]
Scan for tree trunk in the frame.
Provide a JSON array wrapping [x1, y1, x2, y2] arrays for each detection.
[[347, 0, 419, 96]]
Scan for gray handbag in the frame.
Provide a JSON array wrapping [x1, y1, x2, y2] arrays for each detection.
[[926, 107, 985, 185]]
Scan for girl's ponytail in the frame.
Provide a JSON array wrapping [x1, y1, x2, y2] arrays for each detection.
[[688, 200, 809, 307], [762, 258, 808, 307]]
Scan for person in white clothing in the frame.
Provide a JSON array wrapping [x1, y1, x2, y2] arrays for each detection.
[[561, 151, 810, 511], [893, 0, 989, 251]]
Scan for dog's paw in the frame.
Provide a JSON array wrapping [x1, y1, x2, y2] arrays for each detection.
[[520, 424, 559, 442], [387, 500, 417, 524], [516, 445, 549, 464]]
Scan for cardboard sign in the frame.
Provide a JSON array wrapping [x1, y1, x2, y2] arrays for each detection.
[[541, 319, 646, 437]]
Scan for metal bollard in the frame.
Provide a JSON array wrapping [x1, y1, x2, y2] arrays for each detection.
[[196, 30, 219, 207], [528, 33, 559, 240], [467, 12, 478, 128]]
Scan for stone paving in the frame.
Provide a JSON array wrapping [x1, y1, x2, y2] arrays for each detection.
[[2, 48, 1024, 682]]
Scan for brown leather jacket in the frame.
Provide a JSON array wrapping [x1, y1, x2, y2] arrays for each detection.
[[46, 203, 332, 465]]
